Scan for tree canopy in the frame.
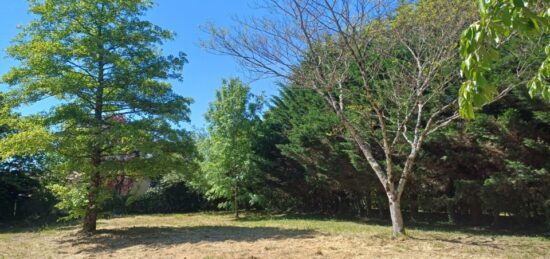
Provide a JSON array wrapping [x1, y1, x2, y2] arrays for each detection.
[[0, 0, 193, 232], [193, 78, 264, 217]]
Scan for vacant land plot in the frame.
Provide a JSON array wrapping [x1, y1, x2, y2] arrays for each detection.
[[0, 213, 549, 258]]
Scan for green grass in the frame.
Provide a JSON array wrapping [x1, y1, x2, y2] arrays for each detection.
[[1, 212, 549, 258]]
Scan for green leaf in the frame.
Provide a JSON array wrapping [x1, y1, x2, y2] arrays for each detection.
[[511, 0, 525, 8]]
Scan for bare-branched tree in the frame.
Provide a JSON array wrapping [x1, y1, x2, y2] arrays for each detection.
[[203, 0, 524, 236]]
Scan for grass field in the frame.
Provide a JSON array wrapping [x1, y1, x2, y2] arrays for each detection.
[[1, 213, 549, 258]]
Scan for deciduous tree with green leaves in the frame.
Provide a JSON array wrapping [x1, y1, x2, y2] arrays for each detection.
[[0, 0, 192, 233], [460, 0, 549, 118], [196, 79, 263, 218]]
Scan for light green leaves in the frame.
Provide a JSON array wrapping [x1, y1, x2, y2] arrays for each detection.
[[1, 0, 194, 223], [0, 100, 53, 159], [196, 78, 264, 208], [47, 183, 88, 221], [0, 126, 53, 159], [528, 42, 550, 100], [459, 0, 550, 119]]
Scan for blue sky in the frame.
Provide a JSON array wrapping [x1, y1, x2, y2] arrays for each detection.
[[0, 0, 278, 129]]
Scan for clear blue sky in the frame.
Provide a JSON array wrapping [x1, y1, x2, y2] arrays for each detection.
[[0, 0, 277, 129]]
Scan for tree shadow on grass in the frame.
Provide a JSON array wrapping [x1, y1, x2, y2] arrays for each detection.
[[237, 214, 550, 252], [57, 225, 316, 254], [0, 219, 79, 234], [237, 213, 550, 239], [404, 220, 550, 240]]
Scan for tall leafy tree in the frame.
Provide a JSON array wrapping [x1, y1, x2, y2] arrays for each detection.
[[1, 0, 192, 232], [197, 79, 263, 218]]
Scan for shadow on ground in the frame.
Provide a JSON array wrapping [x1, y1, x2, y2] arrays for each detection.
[[58, 225, 316, 254], [237, 213, 550, 239], [0, 220, 79, 234]]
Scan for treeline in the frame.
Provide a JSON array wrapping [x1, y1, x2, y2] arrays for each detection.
[[3, 83, 549, 228], [1, 0, 549, 234], [250, 85, 550, 227], [188, 0, 550, 229]]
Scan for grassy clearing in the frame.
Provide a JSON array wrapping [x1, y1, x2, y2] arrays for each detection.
[[0, 213, 549, 258]]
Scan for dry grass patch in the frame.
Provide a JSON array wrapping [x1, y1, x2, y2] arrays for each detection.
[[0, 213, 549, 258]]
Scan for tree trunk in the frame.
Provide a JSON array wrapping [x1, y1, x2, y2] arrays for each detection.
[[378, 194, 387, 218], [365, 193, 372, 217], [83, 170, 101, 233], [84, 26, 105, 233], [447, 200, 457, 224], [233, 185, 239, 218], [409, 198, 419, 222], [388, 195, 405, 236], [13, 199, 17, 218], [470, 198, 482, 226], [446, 180, 456, 224]]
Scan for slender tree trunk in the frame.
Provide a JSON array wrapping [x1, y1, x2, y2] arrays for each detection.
[[13, 199, 17, 217], [409, 193, 419, 222], [233, 185, 239, 218], [388, 194, 405, 236], [447, 201, 457, 224], [83, 99, 103, 232], [83, 168, 101, 232], [470, 198, 482, 226], [446, 180, 456, 224], [365, 192, 372, 217], [377, 193, 386, 218], [84, 29, 105, 233]]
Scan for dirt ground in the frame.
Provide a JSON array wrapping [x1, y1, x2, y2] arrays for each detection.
[[1, 213, 549, 258]]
